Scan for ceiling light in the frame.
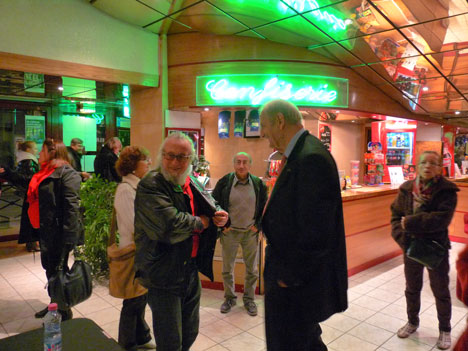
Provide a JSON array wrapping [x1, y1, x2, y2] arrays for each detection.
[[335, 110, 340, 113], [58, 86, 63, 91], [455, 111, 461, 115], [204, 107, 210, 111], [344, 19, 353, 25], [352, 120, 355, 123], [422, 87, 429, 92], [425, 123, 429, 126]]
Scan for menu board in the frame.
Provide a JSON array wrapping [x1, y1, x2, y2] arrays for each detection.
[[318, 122, 332, 151]]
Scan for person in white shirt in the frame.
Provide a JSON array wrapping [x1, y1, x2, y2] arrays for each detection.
[[114, 146, 155, 351]]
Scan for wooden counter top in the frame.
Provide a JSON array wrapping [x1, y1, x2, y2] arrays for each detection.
[[341, 184, 399, 202]]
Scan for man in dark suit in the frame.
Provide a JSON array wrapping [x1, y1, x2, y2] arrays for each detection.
[[259, 99, 348, 351]]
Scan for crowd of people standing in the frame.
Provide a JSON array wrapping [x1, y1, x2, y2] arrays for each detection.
[[1, 98, 467, 351]]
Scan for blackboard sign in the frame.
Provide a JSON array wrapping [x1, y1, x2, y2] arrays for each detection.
[[318, 123, 332, 151]]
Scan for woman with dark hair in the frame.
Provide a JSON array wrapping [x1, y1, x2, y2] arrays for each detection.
[[113, 145, 155, 351], [0, 141, 40, 251], [21, 138, 83, 321], [391, 151, 459, 350]]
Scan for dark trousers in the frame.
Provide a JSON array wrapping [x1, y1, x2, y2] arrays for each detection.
[[264, 278, 327, 351], [40, 242, 72, 319], [118, 293, 151, 351], [147, 262, 201, 351], [404, 253, 451, 331]]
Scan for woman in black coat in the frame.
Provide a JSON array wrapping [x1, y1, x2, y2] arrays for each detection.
[[22, 138, 83, 321], [391, 151, 458, 350], [0, 141, 40, 251]]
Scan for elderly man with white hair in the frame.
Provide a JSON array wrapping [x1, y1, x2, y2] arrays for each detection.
[[134, 132, 228, 351]]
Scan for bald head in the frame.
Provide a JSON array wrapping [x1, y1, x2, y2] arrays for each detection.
[[259, 99, 303, 126], [259, 99, 304, 153]]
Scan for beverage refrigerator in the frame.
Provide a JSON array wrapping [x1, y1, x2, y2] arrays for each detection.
[[371, 118, 417, 183]]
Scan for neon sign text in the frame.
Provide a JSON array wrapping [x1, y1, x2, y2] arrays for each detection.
[[281, 0, 351, 31], [196, 74, 348, 107], [64, 113, 105, 124]]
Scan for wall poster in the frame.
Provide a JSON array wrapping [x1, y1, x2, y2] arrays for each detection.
[[245, 110, 260, 138], [318, 122, 332, 151], [25, 115, 45, 146], [234, 110, 246, 137], [218, 111, 231, 139]]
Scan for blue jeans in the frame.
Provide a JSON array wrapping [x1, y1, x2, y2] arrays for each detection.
[[147, 260, 201, 351], [118, 293, 151, 351]]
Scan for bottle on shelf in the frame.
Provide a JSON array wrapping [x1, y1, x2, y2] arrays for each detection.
[[43, 303, 62, 351]]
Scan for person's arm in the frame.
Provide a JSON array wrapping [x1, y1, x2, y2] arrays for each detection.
[[135, 179, 204, 245], [254, 178, 268, 232], [60, 168, 83, 247], [114, 183, 136, 247], [404, 190, 458, 234], [390, 190, 408, 250]]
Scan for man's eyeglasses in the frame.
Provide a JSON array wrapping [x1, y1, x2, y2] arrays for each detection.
[[162, 152, 192, 162]]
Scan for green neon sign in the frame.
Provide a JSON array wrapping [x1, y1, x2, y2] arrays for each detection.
[[280, 0, 351, 32], [196, 74, 348, 107]]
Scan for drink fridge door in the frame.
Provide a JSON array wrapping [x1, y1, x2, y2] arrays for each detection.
[[386, 132, 414, 165]]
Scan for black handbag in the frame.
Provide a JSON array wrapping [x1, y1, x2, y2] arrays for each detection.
[[48, 253, 93, 310], [406, 238, 446, 270]]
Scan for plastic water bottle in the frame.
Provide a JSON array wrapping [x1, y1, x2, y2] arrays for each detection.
[[43, 303, 62, 351]]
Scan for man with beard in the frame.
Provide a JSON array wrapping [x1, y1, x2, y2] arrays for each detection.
[[134, 132, 229, 351], [67, 138, 90, 180]]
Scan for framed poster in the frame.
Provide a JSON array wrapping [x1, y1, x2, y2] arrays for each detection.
[[245, 109, 260, 138], [165, 128, 201, 156], [25, 115, 45, 146], [318, 122, 332, 151]]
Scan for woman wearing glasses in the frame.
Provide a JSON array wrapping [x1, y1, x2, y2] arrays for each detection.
[[391, 151, 459, 350], [113, 146, 155, 351]]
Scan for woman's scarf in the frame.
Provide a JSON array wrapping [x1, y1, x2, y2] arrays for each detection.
[[27, 162, 57, 228], [412, 175, 440, 213]]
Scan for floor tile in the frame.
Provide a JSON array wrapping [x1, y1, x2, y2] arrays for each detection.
[[0, 241, 466, 351]]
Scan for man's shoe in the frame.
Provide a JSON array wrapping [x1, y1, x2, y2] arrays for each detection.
[[220, 299, 236, 313], [34, 306, 49, 319], [397, 322, 418, 338], [244, 301, 257, 316], [437, 331, 451, 350], [137, 341, 156, 349]]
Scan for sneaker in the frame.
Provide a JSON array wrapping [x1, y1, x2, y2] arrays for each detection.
[[244, 301, 257, 316], [397, 323, 418, 338], [220, 299, 236, 313], [437, 331, 451, 350], [34, 306, 49, 319]]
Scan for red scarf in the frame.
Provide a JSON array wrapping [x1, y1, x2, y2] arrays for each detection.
[[27, 162, 57, 229], [182, 177, 200, 258]]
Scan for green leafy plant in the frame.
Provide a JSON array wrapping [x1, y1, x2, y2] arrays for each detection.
[[74, 175, 117, 280]]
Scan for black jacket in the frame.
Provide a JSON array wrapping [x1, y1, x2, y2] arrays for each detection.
[[94, 145, 121, 182], [134, 171, 222, 293], [1, 158, 39, 192], [18, 165, 83, 250], [391, 177, 459, 250], [211, 172, 267, 231], [261, 131, 348, 323], [67, 146, 83, 173]]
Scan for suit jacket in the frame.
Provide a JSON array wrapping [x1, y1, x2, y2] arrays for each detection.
[[212, 172, 267, 231], [261, 130, 348, 323]]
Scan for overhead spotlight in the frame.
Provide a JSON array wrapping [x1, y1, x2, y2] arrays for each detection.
[[425, 123, 429, 126], [422, 86, 429, 92], [58, 86, 63, 91], [455, 111, 461, 115], [204, 107, 210, 111], [335, 110, 340, 113], [351, 120, 355, 123]]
